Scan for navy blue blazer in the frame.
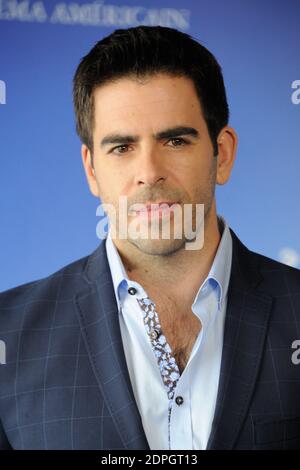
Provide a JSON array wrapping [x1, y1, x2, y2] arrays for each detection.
[[0, 228, 300, 450]]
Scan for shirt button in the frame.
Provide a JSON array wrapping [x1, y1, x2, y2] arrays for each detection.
[[150, 329, 161, 340], [128, 287, 137, 295], [175, 396, 184, 406]]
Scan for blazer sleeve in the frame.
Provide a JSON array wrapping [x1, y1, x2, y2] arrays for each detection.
[[0, 419, 12, 450]]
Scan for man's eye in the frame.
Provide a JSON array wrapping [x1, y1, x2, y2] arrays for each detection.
[[167, 138, 188, 147], [111, 144, 131, 155]]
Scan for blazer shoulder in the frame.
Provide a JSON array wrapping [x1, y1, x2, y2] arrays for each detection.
[[251, 248, 300, 275], [249, 248, 300, 294], [0, 251, 92, 311], [231, 227, 299, 275]]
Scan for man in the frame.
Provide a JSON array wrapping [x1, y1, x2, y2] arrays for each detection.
[[0, 25, 300, 450]]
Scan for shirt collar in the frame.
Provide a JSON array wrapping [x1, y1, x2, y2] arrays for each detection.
[[191, 215, 232, 316], [105, 215, 232, 313]]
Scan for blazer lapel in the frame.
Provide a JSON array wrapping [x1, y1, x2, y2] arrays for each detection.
[[207, 229, 273, 449], [74, 238, 149, 450]]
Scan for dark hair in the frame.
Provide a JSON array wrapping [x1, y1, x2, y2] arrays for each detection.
[[73, 25, 229, 162]]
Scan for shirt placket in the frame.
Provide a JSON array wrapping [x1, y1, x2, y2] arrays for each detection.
[[136, 296, 181, 449]]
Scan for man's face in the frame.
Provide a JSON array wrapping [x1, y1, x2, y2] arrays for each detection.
[[82, 73, 230, 256]]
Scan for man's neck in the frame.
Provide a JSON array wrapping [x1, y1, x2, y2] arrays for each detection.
[[111, 212, 222, 307]]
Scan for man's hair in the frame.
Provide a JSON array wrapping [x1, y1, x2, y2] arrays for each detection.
[[73, 25, 229, 160]]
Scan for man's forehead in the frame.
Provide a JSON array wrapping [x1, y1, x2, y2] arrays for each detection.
[[91, 74, 204, 137], [93, 88, 203, 129], [92, 74, 199, 105]]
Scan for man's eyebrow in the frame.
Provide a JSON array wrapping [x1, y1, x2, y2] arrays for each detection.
[[100, 126, 199, 148]]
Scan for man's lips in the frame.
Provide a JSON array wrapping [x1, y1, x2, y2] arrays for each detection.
[[141, 201, 178, 211], [129, 201, 180, 217]]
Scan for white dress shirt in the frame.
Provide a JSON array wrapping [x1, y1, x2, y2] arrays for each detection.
[[105, 215, 233, 450]]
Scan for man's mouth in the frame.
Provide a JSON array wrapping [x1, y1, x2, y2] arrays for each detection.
[[129, 201, 180, 218]]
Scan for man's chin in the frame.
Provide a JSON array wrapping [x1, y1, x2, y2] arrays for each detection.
[[127, 236, 187, 256]]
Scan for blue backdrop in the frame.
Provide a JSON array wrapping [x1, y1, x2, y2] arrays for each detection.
[[0, 0, 299, 291]]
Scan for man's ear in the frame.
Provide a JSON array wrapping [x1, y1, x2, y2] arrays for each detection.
[[215, 126, 238, 185], [81, 144, 99, 197]]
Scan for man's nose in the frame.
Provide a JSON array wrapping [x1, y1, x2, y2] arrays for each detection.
[[134, 148, 167, 187]]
